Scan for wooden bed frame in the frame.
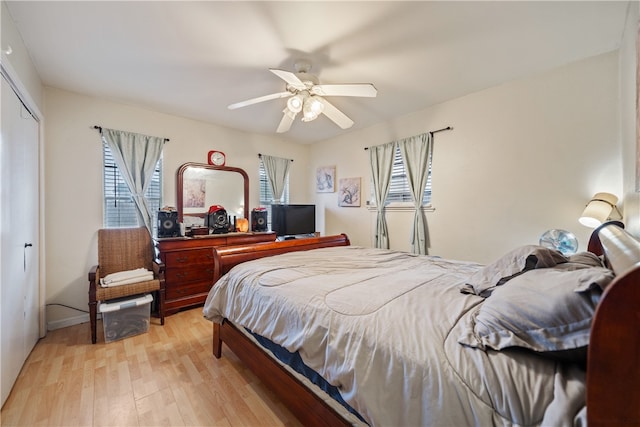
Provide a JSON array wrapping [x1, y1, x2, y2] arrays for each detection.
[[585, 221, 640, 426], [211, 225, 640, 426]]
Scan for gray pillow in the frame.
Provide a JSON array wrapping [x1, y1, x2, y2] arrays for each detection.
[[568, 251, 604, 267], [460, 245, 568, 297], [458, 266, 615, 355]]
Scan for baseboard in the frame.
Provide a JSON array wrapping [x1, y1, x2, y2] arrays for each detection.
[[46, 313, 94, 331]]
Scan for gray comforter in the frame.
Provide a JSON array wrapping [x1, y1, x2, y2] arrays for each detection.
[[203, 246, 586, 426]]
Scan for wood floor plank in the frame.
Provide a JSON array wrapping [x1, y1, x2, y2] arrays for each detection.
[[1, 308, 302, 426], [79, 359, 96, 427], [135, 387, 184, 427]]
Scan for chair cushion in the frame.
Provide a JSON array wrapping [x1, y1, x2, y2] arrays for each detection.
[[101, 268, 154, 287]]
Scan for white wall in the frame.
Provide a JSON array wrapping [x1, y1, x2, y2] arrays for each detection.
[[310, 52, 623, 264], [43, 88, 311, 328], [1, 1, 43, 112], [619, 1, 640, 236]]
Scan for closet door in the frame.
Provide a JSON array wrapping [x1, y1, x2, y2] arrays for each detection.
[[1, 75, 40, 406]]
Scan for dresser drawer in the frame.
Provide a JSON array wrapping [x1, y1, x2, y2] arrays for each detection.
[[166, 280, 212, 300], [165, 248, 214, 266], [156, 232, 277, 316], [226, 233, 275, 245], [166, 263, 214, 284]]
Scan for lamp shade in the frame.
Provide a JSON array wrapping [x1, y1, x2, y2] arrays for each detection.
[[578, 192, 618, 228], [302, 96, 324, 122], [287, 95, 303, 113]]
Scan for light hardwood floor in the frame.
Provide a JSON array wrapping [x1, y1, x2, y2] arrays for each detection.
[[1, 308, 302, 427]]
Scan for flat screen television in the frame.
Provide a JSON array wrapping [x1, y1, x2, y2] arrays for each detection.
[[270, 204, 316, 237]]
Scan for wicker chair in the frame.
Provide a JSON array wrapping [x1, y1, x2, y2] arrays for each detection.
[[88, 227, 165, 344]]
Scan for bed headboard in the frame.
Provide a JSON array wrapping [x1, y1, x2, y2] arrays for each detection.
[[586, 221, 640, 426]]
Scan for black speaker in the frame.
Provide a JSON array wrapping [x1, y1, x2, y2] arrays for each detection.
[[251, 209, 268, 232], [157, 211, 179, 238], [206, 209, 230, 234]]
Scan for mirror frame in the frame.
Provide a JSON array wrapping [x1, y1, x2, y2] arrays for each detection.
[[176, 162, 249, 223]]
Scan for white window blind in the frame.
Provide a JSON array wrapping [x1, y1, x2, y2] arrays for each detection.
[[103, 142, 163, 228], [375, 145, 433, 206], [259, 161, 290, 225]]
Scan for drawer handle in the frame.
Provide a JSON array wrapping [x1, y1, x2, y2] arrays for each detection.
[[176, 272, 189, 279], [176, 256, 189, 263]]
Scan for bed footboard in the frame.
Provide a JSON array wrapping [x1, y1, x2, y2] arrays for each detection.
[[212, 233, 350, 281]]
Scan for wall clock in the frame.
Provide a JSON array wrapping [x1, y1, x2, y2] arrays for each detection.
[[208, 150, 226, 166]]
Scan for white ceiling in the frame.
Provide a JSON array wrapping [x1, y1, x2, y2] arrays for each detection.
[[5, 1, 629, 144]]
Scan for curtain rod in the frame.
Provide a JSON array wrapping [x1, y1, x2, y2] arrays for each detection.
[[258, 153, 294, 162], [93, 125, 170, 142], [431, 126, 452, 135], [364, 126, 452, 150]]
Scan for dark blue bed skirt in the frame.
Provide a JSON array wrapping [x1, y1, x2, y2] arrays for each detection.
[[247, 329, 367, 424]]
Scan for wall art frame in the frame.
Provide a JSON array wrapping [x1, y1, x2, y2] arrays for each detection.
[[316, 166, 336, 193], [338, 177, 361, 207]]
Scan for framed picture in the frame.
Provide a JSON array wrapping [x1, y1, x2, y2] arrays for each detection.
[[338, 177, 361, 207], [316, 166, 335, 193], [184, 178, 206, 208]]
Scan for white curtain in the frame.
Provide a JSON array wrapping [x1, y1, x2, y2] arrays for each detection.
[[398, 132, 433, 254], [101, 128, 166, 232], [368, 142, 396, 249], [261, 154, 292, 203]]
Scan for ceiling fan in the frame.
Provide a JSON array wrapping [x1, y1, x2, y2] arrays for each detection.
[[227, 60, 377, 133]]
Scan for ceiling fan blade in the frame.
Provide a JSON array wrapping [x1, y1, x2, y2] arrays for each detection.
[[276, 110, 297, 133], [316, 97, 354, 129], [311, 83, 377, 98], [270, 69, 306, 90], [227, 91, 292, 110]]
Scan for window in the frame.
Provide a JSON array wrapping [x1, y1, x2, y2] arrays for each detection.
[[259, 160, 290, 226], [371, 145, 433, 207], [103, 142, 163, 229]]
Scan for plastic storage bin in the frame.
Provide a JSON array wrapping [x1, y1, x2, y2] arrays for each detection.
[[99, 294, 153, 343]]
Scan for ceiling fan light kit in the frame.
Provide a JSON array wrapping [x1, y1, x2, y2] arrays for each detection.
[[228, 60, 377, 133], [287, 94, 303, 113], [301, 96, 324, 122]]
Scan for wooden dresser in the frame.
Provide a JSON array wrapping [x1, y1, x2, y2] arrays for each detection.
[[156, 232, 276, 316]]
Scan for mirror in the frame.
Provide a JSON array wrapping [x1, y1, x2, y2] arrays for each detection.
[[177, 162, 249, 226]]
